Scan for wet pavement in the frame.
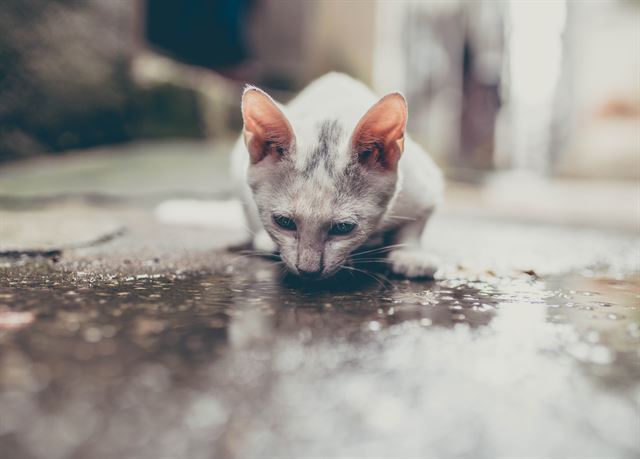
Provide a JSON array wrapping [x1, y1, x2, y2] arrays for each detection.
[[0, 142, 639, 459]]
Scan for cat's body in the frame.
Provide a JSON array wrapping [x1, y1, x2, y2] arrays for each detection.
[[231, 72, 443, 279]]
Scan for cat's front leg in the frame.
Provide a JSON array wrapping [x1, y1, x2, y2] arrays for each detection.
[[388, 248, 438, 279], [387, 214, 439, 279]]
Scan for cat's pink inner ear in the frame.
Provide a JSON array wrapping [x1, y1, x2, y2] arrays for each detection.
[[352, 93, 408, 171], [241, 88, 294, 164]]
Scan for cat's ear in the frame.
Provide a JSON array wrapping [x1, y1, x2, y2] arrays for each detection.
[[241, 86, 295, 164], [351, 93, 408, 171]]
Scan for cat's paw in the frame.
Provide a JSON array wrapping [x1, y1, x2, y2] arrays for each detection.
[[388, 248, 438, 279], [253, 230, 278, 254]]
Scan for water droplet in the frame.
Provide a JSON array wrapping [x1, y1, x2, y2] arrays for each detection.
[[66, 320, 80, 332], [84, 327, 102, 343], [626, 323, 640, 338], [102, 324, 117, 338], [0, 311, 34, 329]]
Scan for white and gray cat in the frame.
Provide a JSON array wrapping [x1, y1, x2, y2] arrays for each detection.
[[231, 72, 443, 279]]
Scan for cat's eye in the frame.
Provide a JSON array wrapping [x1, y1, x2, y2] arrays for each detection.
[[273, 215, 296, 230], [329, 221, 356, 235]]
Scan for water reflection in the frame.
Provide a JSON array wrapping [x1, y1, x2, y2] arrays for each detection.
[[0, 258, 638, 458]]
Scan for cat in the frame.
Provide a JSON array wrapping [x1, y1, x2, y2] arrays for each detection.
[[230, 72, 443, 279]]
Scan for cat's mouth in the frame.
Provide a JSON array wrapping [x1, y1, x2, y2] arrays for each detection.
[[296, 271, 325, 280], [281, 262, 387, 289], [290, 267, 336, 281], [284, 263, 341, 281]]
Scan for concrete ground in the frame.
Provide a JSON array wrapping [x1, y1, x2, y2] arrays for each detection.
[[0, 140, 638, 459]]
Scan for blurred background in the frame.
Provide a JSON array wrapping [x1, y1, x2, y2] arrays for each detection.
[[2, 4, 640, 459], [0, 0, 638, 229]]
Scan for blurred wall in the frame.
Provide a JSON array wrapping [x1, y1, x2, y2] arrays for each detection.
[[245, 0, 376, 90], [0, 0, 240, 163], [2, 0, 637, 183], [0, 0, 137, 160], [301, 2, 375, 84], [556, 0, 640, 180]]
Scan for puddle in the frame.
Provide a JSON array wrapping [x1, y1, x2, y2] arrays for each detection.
[[0, 258, 638, 459]]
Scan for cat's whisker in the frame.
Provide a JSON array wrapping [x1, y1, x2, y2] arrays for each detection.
[[278, 265, 289, 281], [351, 258, 393, 264], [350, 267, 389, 289], [237, 249, 276, 255], [385, 214, 418, 221], [351, 243, 408, 257], [365, 269, 392, 287], [240, 224, 257, 237], [227, 250, 282, 268], [339, 265, 390, 289]]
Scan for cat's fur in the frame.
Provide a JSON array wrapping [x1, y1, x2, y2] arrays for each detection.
[[231, 72, 443, 279]]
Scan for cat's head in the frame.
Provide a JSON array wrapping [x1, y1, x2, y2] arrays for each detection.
[[241, 86, 407, 279]]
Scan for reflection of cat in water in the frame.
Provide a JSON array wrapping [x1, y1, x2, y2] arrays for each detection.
[[231, 73, 443, 280]]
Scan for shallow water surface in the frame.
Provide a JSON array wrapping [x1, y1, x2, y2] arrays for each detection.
[[0, 257, 638, 458]]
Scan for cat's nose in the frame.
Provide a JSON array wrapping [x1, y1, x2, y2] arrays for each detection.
[[297, 267, 323, 279], [296, 242, 324, 278]]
